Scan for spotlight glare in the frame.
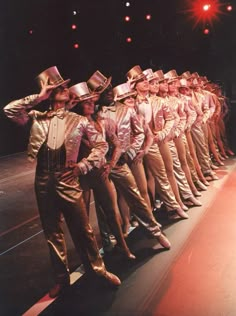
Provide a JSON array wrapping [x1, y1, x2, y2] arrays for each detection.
[[126, 37, 132, 43], [125, 16, 130, 22], [29, 29, 33, 35], [227, 5, 232, 11], [125, 2, 130, 7], [74, 43, 79, 48], [203, 4, 211, 11], [71, 24, 77, 30], [146, 14, 151, 20], [73, 10, 77, 15]]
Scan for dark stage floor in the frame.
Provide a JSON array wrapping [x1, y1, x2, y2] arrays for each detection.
[[1, 152, 236, 316]]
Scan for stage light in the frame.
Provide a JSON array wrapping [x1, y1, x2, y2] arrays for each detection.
[[203, 4, 211, 11], [125, 2, 130, 7], [28, 29, 33, 35], [74, 43, 79, 48], [125, 16, 130, 22], [146, 14, 152, 20], [73, 10, 77, 15], [226, 5, 232, 11], [203, 28, 210, 34], [71, 24, 77, 30], [126, 37, 132, 43]]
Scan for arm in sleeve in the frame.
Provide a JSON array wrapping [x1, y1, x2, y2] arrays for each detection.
[[154, 102, 174, 142], [128, 108, 145, 160], [104, 118, 122, 168], [76, 119, 108, 175], [3, 94, 41, 125]]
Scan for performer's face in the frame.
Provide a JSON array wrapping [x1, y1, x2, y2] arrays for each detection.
[[149, 79, 159, 94], [100, 85, 114, 105], [135, 78, 149, 93], [179, 87, 190, 96], [159, 80, 168, 92], [168, 81, 177, 94], [186, 78, 193, 87], [80, 99, 95, 116], [122, 95, 135, 107], [52, 86, 70, 102]]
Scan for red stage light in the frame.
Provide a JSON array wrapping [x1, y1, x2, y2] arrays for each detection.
[[227, 5, 232, 11], [125, 16, 130, 22], [203, 4, 211, 11], [71, 24, 77, 30], [29, 30, 33, 35], [126, 37, 132, 43], [146, 14, 152, 20], [74, 43, 79, 48], [203, 28, 210, 34]]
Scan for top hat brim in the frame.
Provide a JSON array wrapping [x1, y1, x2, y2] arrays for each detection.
[[53, 79, 71, 89], [114, 90, 137, 102], [77, 94, 96, 103], [129, 73, 146, 84]]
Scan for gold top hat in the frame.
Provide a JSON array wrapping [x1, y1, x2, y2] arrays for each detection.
[[154, 70, 165, 82], [143, 68, 159, 82], [191, 78, 201, 88], [191, 72, 200, 79], [69, 82, 95, 102], [164, 69, 179, 83], [113, 82, 136, 102], [87, 70, 112, 94], [179, 78, 189, 88], [126, 65, 146, 83], [181, 71, 192, 80], [36, 66, 70, 89]]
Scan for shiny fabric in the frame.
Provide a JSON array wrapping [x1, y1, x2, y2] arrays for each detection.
[[144, 144, 180, 211], [4, 94, 108, 173], [168, 140, 193, 199], [4, 94, 109, 282], [167, 96, 186, 139], [182, 134, 199, 183], [35, 169, 106, 281], [149, 96, 174, 143], [99, 101, 144, 160], [191, 123, 212, 174], [110, 163, 161, 237]]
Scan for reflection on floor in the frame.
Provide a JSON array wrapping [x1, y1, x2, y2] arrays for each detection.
[[1, 152, 236, 316]]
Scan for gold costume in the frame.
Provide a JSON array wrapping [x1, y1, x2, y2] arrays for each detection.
[[4, 94, 109, 283]]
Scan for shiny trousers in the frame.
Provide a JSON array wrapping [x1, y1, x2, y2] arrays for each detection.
[[80, 168, 130, 252], [35, 169, 106, 283], [191, 123, 212, 175], [144, 146, 180, 211], [168, 140, 193, 200], [182, 134, 199, 183], [110, 163, 161, 237]]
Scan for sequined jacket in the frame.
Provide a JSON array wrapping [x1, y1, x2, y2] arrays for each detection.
[[4, 94, 108, 174], [149, 96, 174, 143], [98, 102, 145, 160]]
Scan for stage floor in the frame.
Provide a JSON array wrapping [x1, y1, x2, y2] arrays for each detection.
[[1, 152, 236, 316]]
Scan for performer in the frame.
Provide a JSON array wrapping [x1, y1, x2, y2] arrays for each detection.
[[88, 70, 171, 248], [69, 81, 135, 259], [4, 66, 121, 298], [129, 66, 188, 219]]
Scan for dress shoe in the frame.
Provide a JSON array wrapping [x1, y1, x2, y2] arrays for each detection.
[[113, 245, 136, 260], [226, 149, 235, 156], [182, 204, 189, 211], [185, 196, 202, 207], [193, 190, 201, 197], [157, 233, 171, 249], [195, 180, 207, 191], [99, 271, 121, 287], [168, 208, 189, 220], [49, 281, 70, 298], [211, 164, 219, 170]]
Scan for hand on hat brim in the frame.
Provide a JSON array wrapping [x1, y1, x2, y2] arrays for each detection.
[[38, 76, 58, 101]]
